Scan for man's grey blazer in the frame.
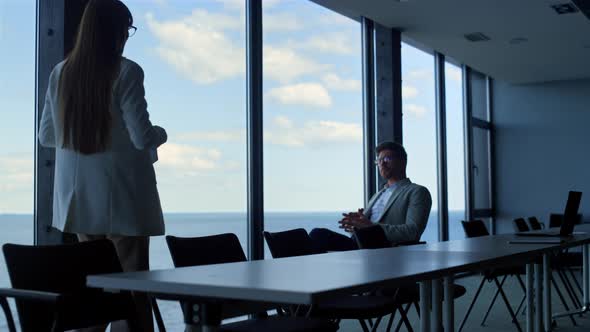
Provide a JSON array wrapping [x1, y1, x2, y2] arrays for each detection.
[[365, 178, 432, 244]]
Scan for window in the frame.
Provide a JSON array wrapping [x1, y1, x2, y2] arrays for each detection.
[[401, 43, 438, 242], [445, 62, 467, 240], [0, 0, 35, 329], [123, 1, 247, 328], [262, 1, 363, 254]]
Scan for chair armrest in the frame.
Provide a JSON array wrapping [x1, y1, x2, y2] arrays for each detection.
[[0, 287, 62, 303], [395, 240, 426, 247]]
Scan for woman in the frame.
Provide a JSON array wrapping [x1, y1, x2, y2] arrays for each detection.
[[38, 1, 166, 331]]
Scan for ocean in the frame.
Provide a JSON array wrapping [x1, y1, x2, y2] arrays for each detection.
[[0, 211, 465, 331]]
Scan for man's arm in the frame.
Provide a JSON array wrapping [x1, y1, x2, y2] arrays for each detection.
[[379, 187, 432, 244]]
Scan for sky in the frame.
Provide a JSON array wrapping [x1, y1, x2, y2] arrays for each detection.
[[0, 0, 465, 214]]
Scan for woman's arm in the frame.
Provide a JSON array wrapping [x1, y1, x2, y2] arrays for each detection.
[[38, 84, 56, 148], [119, 62, 167, 150]]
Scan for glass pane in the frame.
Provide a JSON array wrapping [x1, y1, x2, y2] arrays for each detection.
[[470, 70, 488, 121], [401, 43, 438, 243], [262, 1, 363, 255], [473, 127, 491, 210], [124, 1, 246, 328], [445, 62, 466, 240], [0, 0, 35, 329]]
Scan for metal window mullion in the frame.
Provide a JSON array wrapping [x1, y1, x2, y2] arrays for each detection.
[[434, 52, 449, 241], [462, 65, 473, 221], [373, 24, 402, 190], [36, 0, 66, 245], [486, 76, 496, 234], [246, 0, 264, 261], [361, 17, 376, 205]]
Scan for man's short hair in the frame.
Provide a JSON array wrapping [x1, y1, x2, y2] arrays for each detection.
[[375, 141, 407, 161]]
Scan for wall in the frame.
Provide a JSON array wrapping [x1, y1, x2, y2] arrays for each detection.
[[493, 78, 590, 234]]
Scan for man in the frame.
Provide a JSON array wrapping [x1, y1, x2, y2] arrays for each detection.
[[310, 141, 432, 251]]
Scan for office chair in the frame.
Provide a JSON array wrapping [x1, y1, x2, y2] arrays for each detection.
[[527, 217, 544, 230], [513, 218, 530, 232], [165, 233, 338, 332], [353, 225, 466, 332], [459, 220, 525, 332], [0, 240, 147, 332], [264, 228, 405, 332]]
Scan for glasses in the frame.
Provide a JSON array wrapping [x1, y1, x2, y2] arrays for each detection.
[[374, 156, 394, 165], [128, 25, 137, 37]]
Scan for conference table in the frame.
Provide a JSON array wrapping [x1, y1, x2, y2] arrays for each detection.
[[87, 225, 590, 332]]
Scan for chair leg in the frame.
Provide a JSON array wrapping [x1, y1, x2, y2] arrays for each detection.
[[552, 275, 577, 326], [558, 269, 582, 308], [567, 266, 583, 296], [359, 319, 371, 332], [370, 316, 383, 332], [481, 275, 508, 326], [458, 277, 487, 332], [0, 297, 17, 332], [394, 304, 414, 332], [151, 297, 167, 332], [516, 274, 526, 292], [493, 277, 523, 332], [514, 294, 526, 320], [386, 308, 397, 332]]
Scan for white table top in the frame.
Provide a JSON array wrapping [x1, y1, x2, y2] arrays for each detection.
[[87, 224, 590, 305], [87, 245, 559, 305]]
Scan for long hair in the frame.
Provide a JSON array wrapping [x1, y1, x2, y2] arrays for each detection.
[[58, 0, 133, 154]]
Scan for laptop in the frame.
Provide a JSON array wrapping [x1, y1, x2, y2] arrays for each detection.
[[515, 191, 583, 237]]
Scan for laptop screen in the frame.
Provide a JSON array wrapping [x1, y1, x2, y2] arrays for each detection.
[[560, 191, 583, 236]]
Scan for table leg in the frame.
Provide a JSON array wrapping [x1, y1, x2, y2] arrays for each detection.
[[183, 302, 222, 332], [432, 279, 443, 332], [444, 275, 455, 332], [526, 263, 534, 332], [535, 262, 543, 332], [543, 254, 552, 332], [584, 244, 589, 306], [420, 280, 432, 332]]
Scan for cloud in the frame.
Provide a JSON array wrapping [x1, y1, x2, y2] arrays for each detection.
[[321, 74, 361, 92], [146, 12, 244, 84], [0, 156, 33, 192], [294, 34, 356, 55], [402, 84, 419, 99], [407, 68, 434, 82], [404, 103, 429, 117], [266, 116, 362, 147], [266, 83, 332, 108], [446, 65, 462, 82], [157, 143, 221, 174], [263, 13, 304, 31], [263, 45, 330, 83], [216, 0, 283, 11], [175, 130, 244, 142], [273, 115, 294, 129], [316, 12, 355, 27]]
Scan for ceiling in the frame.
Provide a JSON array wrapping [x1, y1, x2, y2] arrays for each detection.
[[311, 0, 590, 84]]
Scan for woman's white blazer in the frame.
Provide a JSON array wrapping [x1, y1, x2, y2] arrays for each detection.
[[38, 57, 166, 236]]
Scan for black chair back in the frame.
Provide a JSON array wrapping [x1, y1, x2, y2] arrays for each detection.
[[528, 217, 543, 230], [354, 225, 391, 249], [550, 213, 583, 228], [166, 233, 246, 268], [263, 229, 323, 258], [461, 220, 489, 238], [2, 240, 138, 332], [513, 218, 530, 232]]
